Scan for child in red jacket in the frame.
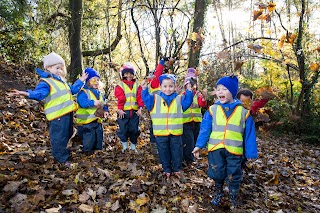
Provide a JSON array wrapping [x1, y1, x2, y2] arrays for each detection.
[[114, 62, 144, 152]]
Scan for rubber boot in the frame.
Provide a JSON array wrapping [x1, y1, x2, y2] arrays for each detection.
[[121, 142, 128, 153], [229, 190, 238, 211], [211, 186, 224, 206], [130, 143, 137, 152]]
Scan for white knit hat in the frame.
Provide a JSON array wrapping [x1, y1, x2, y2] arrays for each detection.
[[42, 52, 65, 69]]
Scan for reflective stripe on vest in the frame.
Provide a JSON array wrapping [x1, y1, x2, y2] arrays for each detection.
[[150, 94, 183, 136], [76, 89, 104, 124], [150, 86, 160, 94], [183, 94, 202, 123], [118, 81, 138, 110], [208, 105, 249, 155], [41, 78, 77, 121]]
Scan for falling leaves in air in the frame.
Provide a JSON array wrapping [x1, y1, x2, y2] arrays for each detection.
[[188, 28, 205, 53], [0, 58, 320, 213]]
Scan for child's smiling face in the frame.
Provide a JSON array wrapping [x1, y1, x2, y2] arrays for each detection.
[[46, 63, 65, 77], [123, 72, 134, 81], [88, 76, 100, 89], [160, 78, 175, 96], [216, 84, 234, 104]]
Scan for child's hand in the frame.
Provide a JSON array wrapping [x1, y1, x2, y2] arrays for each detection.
[[140, 80, 148, 90], [209, 88, 216, 96], [79, 71, 89, 82], [202, 88, 208, 98], [175, 84, 182, 94], [117, 109, 126, 119], [192, 147, 200, 159], [185, 82, 192, 91], [9, 89, 29, 97], [136, 108, 143, 117]]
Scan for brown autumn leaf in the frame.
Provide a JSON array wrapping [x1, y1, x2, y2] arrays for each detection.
[[253, 10, 263, 21], [247, 43, 264, 53], [309, 63, 319, 71], [216, 50, 229, 59], [315, 46, 320, 53], [255, 2, 268, 9], [267, 2, 276, 12], [266, 170, 280, 185], [234, 60, 245, 70], [287, 33, 297, 44]]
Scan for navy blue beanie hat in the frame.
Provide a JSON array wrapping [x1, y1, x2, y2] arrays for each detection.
[[216, 76, 239, 98], [159, 74, 177, 85], [85, 67, 100, 83]]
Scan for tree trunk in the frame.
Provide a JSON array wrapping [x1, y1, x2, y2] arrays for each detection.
[[188, 0, 207, 68], [68, 0, 83, 82]]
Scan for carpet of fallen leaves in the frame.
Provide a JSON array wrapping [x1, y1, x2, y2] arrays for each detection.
[[0, 59, 319, 212]]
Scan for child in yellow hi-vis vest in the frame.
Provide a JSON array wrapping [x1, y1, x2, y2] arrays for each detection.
[[76, 67, 109, 155], [181, 68, 207, 168], [141, 74, 194, 178], [192, 75, 258, 210], [10, 52, 88, 166], [114, 62, 144, 152]]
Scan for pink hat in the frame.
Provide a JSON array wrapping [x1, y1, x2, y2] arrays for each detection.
[[184, 68, 197, 85]]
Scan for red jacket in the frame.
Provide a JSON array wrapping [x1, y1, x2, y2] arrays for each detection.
[[149, 62, 165, 89], [114, 79, 144, 110], [251, 98, 269, 114]]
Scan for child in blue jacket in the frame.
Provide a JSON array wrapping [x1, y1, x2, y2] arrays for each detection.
[[141, 74, 194, 178], [76, 68, 109, 155], [11, 52, 88, 165], [192, 76, 258, 210]]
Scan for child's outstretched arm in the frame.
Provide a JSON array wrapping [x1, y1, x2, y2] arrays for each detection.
[[141, 80, 154, 111], [70, 71, 88, 95], [181, 82, 194, 111], [10, 81, 50, 101]]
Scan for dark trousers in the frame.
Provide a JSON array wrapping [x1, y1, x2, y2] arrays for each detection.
[[182, 121, 200, 164], [156, 135, 183, 173], [207, 149, 243, 191], [49, 113, 73, 163], [116, 110, 140, 144], [149, 120, 156, 143], [81, 121, 103, 152]]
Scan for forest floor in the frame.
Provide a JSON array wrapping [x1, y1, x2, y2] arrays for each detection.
[[0, 59, 319, 212]]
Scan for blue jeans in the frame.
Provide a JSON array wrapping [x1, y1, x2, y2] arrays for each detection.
[[156, 135, 183, 173], [182, 122, 200, 163], [49, 113, 73, 163], [207, 149, 243, 191], [116, 110, 140, 144], [81, 121, 103, 152]]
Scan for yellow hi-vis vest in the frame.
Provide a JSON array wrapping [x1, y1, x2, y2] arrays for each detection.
[[150, 94, 183, 136], [150, 86, 160, 94], [118, 81, 138, 110], [208, 104, 250, 155], [41, 78, 77, 121], [183, 94, 202, 123], [76, 89, 104, 124]]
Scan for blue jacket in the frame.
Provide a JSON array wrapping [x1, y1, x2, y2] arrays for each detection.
[[142, 88, 194, 112], [77, 85, 109, 111], [26, 68, 85, 101], [195, 99, 258, 159]]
